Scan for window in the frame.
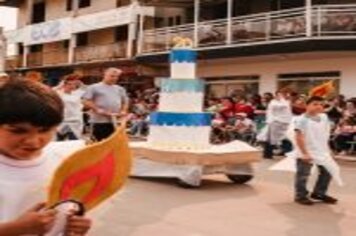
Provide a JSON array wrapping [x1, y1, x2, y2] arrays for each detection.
[[154, 17, 164, 28], [168, 17, 174, 27], [205, 76, 260, 98], [175, 16, 182, 25], [32, 2, 46, 24], [78, 0, 91, 8], [76, 33, 88, 47], [66, 0, 73, 11], [30, 44, 43, 53], [117, 0, 131, 7], [18, 43, 24, 55], [63, 40, 70, 49], [115, 26, 128, 42], [278, 71, 340, 97]]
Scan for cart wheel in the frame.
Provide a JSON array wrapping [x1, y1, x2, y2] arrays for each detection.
[[226, 174, 253, 184], [177, 179, 200, 189]]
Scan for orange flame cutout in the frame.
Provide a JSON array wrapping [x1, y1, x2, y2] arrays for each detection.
[[309, 81, 335, 97], [47, 124, 132, 212], [60, 151, 116, 205]]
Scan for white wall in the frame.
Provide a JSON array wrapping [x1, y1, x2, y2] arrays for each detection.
[[198, 55, 356, 98]]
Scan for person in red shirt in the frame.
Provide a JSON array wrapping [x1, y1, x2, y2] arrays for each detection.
[[234, 96, 254, 119], [219, 97, 235, 121]]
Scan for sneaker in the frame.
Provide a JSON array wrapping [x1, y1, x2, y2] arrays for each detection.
[[295, 197, 314, 205], [310, 194, 338, 204]]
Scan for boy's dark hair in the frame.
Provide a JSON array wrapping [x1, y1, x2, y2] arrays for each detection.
[[306, 96, 324, 105], [0, 79, 64, 127]]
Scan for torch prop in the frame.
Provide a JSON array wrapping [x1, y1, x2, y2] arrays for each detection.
[[45, 122, 132, 235]]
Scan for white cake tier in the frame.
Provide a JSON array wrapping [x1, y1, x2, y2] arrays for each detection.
[[148, 125, 211, 151], [159, 92, 204, 113], [171, 63, 196, 79]]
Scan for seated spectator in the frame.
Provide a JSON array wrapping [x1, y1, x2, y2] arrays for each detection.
[[333, 117, 356, 155], [129, 113, 149, 137], [211, 113, 228, 144], [344, 100, 356, 119], [219, 97, 235, 121], [325, 97, 344, 125], [234, 96, 255, 119], [226, 113, 256, 143], [206, 98, 222, 113], [292, 95, 307, 115]]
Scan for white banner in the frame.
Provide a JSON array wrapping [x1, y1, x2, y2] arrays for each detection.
[[4, 3, 155, 46], [25, 18, 72, 46], [4, 28, 26, 44], [73, 6, 134, 34]]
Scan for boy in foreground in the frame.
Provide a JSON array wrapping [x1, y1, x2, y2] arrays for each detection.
[[293, 96, 338, 205], [0, 79, 91, 235]]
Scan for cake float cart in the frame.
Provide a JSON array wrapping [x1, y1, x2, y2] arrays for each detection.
[[130, 38, 261, 187]]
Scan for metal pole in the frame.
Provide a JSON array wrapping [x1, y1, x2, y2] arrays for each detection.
[[137, 10, 144, 54], [194, 0, 200, 48], [0, 27, 6, 73], [68, 0, 78, 64], [226, 0, 233, 45], [305, 0, 312, 37]]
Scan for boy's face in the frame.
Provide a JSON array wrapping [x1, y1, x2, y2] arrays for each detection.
[[0, 123, 57, 160], [306, 101, 324, 114]]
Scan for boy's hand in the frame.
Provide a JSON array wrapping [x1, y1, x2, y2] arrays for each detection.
[[301, 155, 313, 163], [14, 202, 57, 235], [65, 215, 92, 236]]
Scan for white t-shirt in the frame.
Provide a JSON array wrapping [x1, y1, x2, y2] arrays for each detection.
[[286, 113, 343, 186], [290, 113, 331, 162], [0, 141, 84, 222], [58, 91, 83, 123], [266, 98, 292, 124]]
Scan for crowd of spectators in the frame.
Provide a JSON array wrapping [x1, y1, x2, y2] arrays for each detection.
[[126, 87, 356, 156]]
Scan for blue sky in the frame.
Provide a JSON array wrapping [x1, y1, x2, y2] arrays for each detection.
[[0, 6, 17, 31]]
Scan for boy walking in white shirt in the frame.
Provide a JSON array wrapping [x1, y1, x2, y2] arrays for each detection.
[[293, 96, 338, 205]]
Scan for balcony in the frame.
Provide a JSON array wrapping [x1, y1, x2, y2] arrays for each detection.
[[74, 42, 127, 63], [27, 50, 68, 68], [139, 4, 356, 55], [5, 55, 22, 71]]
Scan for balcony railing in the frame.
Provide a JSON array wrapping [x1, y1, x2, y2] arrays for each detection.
[[74, 42, 127, 63], [139, 4, 356, 54], [27, 50, 68, 68], [5, 55, 23, 70]]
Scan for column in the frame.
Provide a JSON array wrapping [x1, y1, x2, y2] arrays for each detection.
[[226, 0, 233, 45], [23, 0, 34, 68], [194, 0, 200, 48], [0, 28, 6, 72], [68, 0, 78, 64], [137, 12, 145, 55], [23, 46, 29, 68], [305, 0, 312, 37]]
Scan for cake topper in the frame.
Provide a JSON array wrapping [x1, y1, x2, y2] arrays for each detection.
[[172, 36, 193, 48]]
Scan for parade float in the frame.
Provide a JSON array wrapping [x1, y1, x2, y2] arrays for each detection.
[[130, 37, 261, 187]]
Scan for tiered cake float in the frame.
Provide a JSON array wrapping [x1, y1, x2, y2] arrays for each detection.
[[130, 40, 260, 187]]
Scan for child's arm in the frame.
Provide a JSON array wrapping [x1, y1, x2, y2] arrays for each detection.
[[0, 203, 57, 236], [295, 130, 312, 163]]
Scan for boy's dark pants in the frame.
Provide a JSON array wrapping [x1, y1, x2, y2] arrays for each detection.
[[295, 159, 332, 199]]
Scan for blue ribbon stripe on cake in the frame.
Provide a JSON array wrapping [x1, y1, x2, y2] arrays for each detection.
[[161, 79, 204, 93], [150, 112, 212, 126], [170, 49, 197, 63]]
